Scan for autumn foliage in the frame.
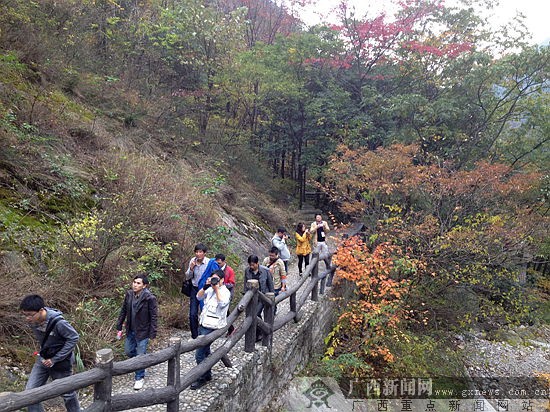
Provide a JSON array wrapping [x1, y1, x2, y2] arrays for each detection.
[[323, 143, 548, 376], [326, 237, 419, 372], [0, 0, 547, 382]]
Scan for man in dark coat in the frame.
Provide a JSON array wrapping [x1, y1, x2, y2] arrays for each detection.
[[116, 274, 158, 390], [244, 255, 274, 341]]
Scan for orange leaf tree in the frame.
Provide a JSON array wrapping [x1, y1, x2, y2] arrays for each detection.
[[322, 143, 547, 375], [325, 236, 420, 374]]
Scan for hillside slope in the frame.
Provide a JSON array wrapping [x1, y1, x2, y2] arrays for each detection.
[[0, 52, 297, 390]]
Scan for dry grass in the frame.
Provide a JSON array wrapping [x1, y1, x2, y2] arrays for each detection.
[[97, 150, 220, 250], [0, 251, 48, 339], [0, 50, 300, 378]]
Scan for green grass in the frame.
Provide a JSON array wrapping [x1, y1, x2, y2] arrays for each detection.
[[539, 298, 550, 324]]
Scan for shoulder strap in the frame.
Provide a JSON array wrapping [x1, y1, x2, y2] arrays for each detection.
[[40, 315, 63, 349]]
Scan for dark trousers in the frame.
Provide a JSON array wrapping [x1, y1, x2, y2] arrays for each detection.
[[273, 288, 281, 316], [255, 303, 265, 340], [298, 254, 310, 274], [189, 285, 200, 339], [195, 325, 215, 381], [283, 260, 289, 274]]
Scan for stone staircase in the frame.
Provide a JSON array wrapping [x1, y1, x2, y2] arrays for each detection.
[[294, 202, 323, 225]]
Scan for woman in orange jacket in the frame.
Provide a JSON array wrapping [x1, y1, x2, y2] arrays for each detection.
[[295, 222, 312, 276]]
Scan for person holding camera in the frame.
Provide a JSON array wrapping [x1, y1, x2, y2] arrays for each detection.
[[271, 227, 291, 273], [20, 294, 81, 412], [310, 214, 330, 257], [295, 222, 312, 276], [191, 269, 231, 390], [184, 243, 211, 339]]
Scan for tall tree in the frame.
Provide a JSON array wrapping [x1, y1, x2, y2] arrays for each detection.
[[322, 143, 548, 376], [220, 0, 304, 47], [151, 0, 248, 134]]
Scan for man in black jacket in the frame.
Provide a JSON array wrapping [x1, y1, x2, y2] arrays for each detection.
[[243, 255, 274, 296], [116, 274, 158, 390], [20, 294, 81, 412], [244, 255, 274, 341]]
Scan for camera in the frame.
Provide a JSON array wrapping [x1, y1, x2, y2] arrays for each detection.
[[210, 276, 220, 286]]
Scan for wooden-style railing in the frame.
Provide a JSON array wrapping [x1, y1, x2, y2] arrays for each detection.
[[0, 229, 358, 412]]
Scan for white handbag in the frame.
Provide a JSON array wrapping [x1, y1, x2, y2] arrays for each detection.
[[201, 311, 221, 329]]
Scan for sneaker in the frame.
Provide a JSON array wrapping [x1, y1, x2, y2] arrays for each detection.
[[133, 379, 144, 390], [190, 378, 208, 390]]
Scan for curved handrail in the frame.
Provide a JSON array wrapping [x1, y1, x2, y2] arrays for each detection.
[[0, 290, 256, 412], [0, 224, 363, 412]]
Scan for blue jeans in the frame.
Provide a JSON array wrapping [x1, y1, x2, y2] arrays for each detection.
[[125, 330, 149, 380], [195, 325, 215, 381], [26, 358, 80, 412], [189, 285, 200, 339]]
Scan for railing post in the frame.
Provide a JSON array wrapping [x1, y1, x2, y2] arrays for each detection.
[[167, 337, 181, 412], [326, 254, 334, 287], [311, 252, 319, 302], [319, 270, 327, 295], [262, 292, 275, 348], [290, 291, 300, 322], [94, 348, 114, 411], [244, 279, 259, 353], [311, 251, 319, 277]]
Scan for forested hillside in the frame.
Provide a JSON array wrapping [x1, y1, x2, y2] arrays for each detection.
[[1, 0, 548, 391]]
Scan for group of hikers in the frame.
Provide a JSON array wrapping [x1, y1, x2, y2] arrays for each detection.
[[19, 214, 331, 410]]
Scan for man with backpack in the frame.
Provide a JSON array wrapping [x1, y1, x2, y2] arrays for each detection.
[[262, 246, 287, 296], [20, 294, 81, 412]]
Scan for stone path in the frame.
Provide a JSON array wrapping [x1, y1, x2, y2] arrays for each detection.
[[80, 224, 343, 411]]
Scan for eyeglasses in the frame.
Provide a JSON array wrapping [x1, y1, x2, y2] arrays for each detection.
[[22, 311, 41, 320]]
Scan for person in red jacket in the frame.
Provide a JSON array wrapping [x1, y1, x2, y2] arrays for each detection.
[[214, 253, 235, 295], [215, 253, 236, 335]]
